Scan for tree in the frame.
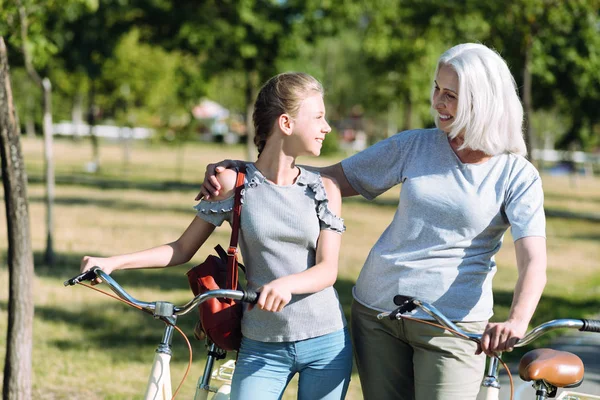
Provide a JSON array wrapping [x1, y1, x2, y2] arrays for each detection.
[[16, 0, 56, 265], [99, 28, 193, 178], [46, 0, 134, 171], [0, 36, 35, 400], [483, 0, 600, 152], [135, 0, 346, 161], [357, 0, 489, 137]]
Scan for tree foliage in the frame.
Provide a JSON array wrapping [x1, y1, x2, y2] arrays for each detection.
[[2, 0, 599, 151]]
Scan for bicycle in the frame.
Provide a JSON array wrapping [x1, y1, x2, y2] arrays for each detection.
[[377, 296, 600, 400], [64, 266, 258, 400]]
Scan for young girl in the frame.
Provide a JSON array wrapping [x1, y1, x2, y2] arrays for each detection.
[[80, 72, 352, 400]]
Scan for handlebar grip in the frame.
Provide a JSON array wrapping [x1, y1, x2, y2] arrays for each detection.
[[242, 291, 260, 304], [63, 267, 100, 286], [581, 319, 600, 333]]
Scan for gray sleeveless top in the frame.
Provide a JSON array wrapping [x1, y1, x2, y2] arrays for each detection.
[[194, 163, 347, 342]]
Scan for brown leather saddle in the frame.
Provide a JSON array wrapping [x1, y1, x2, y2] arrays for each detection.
[[519, 348, 584, 388]]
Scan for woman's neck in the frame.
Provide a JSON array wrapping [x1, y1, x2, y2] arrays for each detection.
[[448, 135, 492, 164]]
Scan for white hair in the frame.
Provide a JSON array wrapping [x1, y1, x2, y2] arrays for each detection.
[[431, 43, 526, 156]]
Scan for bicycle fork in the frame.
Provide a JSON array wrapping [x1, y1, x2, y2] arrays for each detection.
[[477, 356, 502, 400], [145, 314, 177, 400]]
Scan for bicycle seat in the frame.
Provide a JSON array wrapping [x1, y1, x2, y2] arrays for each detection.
[[518, 348, 584, 388]]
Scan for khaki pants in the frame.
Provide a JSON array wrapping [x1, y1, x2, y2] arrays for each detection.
[[351, 300, 487, 400]]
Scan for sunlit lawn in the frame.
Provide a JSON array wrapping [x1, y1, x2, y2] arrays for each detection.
[[1, 137, 599, 399]]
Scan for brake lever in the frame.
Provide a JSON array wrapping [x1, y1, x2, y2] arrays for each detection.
[[377, 297, 417, 320], [64, 266, 101, 286]]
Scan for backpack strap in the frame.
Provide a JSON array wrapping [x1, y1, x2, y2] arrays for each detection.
[[226, 166, 246, 291]]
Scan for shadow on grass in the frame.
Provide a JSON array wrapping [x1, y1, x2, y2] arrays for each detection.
[[27, 173, 200, 193], [28, 195, 195, 216], [32, 301, 197, 363], [34, 251, 202, 293], [545, 192, 600, 205]]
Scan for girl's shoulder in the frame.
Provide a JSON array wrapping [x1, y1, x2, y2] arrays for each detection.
[[320, 175, 341, 200], [298, 168, 342, 213]]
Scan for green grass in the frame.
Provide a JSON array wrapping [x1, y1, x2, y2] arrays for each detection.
[[1, 136, 599, 399]]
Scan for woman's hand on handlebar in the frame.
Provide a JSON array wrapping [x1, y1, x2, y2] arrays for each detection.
[[80, 256, 115, 285], [477, 320, 527, 356]]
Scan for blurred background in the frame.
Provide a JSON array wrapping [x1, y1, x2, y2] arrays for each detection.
[[1, 1, 599, 399], [1, 0, 599, 166]]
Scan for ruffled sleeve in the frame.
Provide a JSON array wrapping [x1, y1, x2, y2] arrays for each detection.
[[193, 196, 234, 227], [302, 170, 346, 234]]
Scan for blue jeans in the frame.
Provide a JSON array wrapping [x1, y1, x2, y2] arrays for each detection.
[[230, 327, 352, 400]]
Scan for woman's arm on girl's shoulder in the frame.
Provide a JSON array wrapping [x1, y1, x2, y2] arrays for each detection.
[[304, 163, 358, 198], [197, 160, 248, 200], [208, 167, 238, 201]]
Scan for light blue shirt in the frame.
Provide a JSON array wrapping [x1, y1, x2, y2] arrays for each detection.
[[342, 128, 545, 321]]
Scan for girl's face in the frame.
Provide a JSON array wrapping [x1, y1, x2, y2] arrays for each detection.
[[432, 64, 459, 134], [290, 93, 331, 156]]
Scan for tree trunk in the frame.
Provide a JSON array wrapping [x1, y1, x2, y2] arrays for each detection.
[[245, 70, 258, 162], [522, 36, 534, 160], [87, 85, 101, 172], [25, 93, 36, 137], [42, 77, 55, 265], [18, 0, 55, 265], [120, 126, 132, 176], [71, 91, 84, 139], [24, 117, 35, 137], [402, 92, 413, 132], [0, 36, 35, 400], [387, 101, 398, 138]]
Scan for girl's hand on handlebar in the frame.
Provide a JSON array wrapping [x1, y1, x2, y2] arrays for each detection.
[[477, 320, 527, 356], [79, 256, 115, 285], [253, 280, 292, 313]]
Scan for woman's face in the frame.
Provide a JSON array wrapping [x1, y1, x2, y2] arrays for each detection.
[[432, 64, 459, 134]]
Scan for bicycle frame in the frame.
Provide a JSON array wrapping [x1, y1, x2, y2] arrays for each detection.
[[144, 318, 179, 400], [144, 322, 232, 400]]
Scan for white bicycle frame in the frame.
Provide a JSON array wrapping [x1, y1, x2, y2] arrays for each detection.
[[141, 325, 235, 400], [145, 352, 173, 400], [141, 325, 234, 400]]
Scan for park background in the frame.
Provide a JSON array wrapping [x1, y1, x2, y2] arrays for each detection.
[[1, 1, 599, 399]]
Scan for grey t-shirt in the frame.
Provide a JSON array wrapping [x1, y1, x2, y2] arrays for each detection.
[[195, 164, 347, 342], [341, 128, 545, 321]]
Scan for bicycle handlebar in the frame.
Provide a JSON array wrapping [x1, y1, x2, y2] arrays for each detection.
[[377, 296, 600, 347], [64, 267, 259, 317]]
